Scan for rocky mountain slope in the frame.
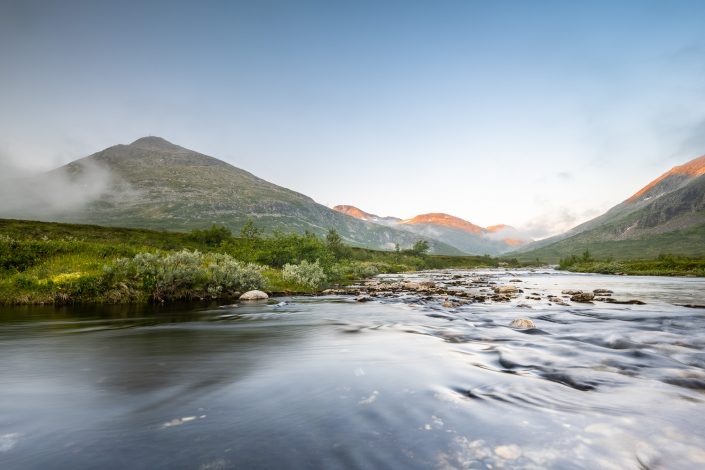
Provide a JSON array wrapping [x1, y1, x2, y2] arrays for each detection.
[[0, 137, 463, 254]]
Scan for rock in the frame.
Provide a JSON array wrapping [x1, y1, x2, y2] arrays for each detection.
[[493, 285, 518, 295], [355, 295, 373, 302], [402, 282, 421, 290], [570, 292, 595, 303], [561, 289, 582, 295], [509, 279, 522, 282], [593, 288, 613, 295], [510, 318, 536, 329], [604, 298, 646, 305], [239, 290, 269, 301], [419, 281, 436, 289]]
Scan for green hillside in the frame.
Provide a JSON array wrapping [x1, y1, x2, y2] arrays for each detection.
[[2, 137, 463, 255]]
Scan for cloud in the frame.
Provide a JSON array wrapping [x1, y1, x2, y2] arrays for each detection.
[[0, 154, 133, 219], [519, 206, 602, 240]]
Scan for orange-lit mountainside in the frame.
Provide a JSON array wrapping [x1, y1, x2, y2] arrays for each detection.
[[514, 153, 705, 261], [333, 206, 532, 255]]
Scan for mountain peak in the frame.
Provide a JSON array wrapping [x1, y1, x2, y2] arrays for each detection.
[[400, 213, 484, 234], [627, 154, 705, 202], [129, 136, 181, 150], [333, 205, 379, 220]]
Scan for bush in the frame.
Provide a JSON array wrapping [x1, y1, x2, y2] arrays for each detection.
[[106, 249, 266, 301], [282, 259, 327, 288], [188, 225, 233, 247]]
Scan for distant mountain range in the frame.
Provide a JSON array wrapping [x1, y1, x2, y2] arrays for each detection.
[[513, 154, 705, 261], [4, 136, 704, 260], [333, 206, 532, 255], [0, 137, 464, 255]]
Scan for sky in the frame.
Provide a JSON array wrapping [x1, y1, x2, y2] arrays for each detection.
[[1, 0, 705, 239]]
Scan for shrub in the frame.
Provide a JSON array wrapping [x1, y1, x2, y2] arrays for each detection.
[[282, 259, 327, 288], [106, 249, 266, 301], [188, 225, 233, 247]]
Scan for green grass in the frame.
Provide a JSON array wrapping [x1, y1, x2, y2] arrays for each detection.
[[0, 218, 522, 305], [557, 252, 705, 277], [513, 223, 705, 263]]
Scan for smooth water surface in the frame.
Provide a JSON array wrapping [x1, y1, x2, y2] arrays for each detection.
[[1, 270, 704, 469]]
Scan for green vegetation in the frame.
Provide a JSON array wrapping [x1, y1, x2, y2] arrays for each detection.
[[0, 219, 518, 305], [558, 250, 705, 277], [515, 222, 705, 263]]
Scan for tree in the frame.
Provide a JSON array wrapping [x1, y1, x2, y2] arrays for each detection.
[[326, 228, 342, 248], [581, 249, 593, 262], [411, 239, 430, 256], [326, 228, 342, 255], [240, 219, 262, 240]]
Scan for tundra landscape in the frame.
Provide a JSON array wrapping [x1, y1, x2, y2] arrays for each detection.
[[2, 1, 705, 469]]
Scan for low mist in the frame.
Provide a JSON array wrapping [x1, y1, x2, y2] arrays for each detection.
[[0, 157, 132, 220]]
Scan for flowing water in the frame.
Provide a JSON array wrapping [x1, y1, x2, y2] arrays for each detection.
[[1, 269, 705, 469]]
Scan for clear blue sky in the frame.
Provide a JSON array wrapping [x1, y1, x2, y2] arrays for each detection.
[[2, 0, 705, 237]]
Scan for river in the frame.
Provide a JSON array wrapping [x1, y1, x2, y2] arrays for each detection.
[[1, 269, 704, 469]]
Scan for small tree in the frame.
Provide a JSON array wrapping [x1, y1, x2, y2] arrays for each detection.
[[581, 249, 593, 262], [411, 240, 430, 256], [240, 219, 262, 240], [326, 228, 342, 251]]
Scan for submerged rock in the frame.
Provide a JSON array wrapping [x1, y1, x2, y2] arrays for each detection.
[[355, 295, 373, 302], [604, 298, 646, 305], [510, 318, 536, 329], [239, 290, 269, 301], [593, 288, 614, 295]]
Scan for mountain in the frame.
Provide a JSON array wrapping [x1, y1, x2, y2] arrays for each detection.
[[0, 137, 464, 254], [332, 205, 401, 225], [513, 154, 705, 261], [333, 206, 532, 255]]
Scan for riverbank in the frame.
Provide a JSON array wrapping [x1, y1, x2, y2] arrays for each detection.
[[0, 218, 522, 305], [557, 252, 705, 277]]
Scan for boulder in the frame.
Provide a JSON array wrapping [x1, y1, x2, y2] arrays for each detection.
[[510, 318, 536, 329], [561, 289, 582, 295], [570, 292, 595, 303], [355, 295, 373, 302], [494, 285, 518, 295], [239, 290, 269, 301], [593, 288, 613, 295]]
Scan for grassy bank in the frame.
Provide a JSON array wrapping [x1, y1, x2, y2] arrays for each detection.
[[558, 251, 705, 277], [0, 219, 520, 305]]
